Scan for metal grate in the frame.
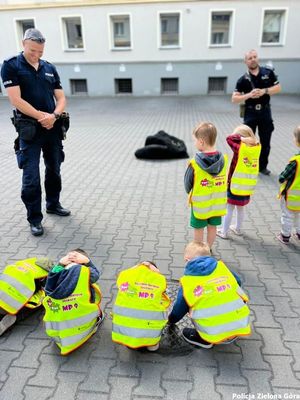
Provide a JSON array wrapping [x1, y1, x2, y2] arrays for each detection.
[[161, 78, 179, 95], [70, 79, 88, 95], [208, 77, 227, 94], [115, 79, 132, 94]]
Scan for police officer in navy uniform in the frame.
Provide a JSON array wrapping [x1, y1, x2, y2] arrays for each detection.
[[232, 49, 281, 176], [1, 29, 70, 236]]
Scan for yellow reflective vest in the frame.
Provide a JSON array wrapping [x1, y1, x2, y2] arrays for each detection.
[[280, 155, 300, 211], [189, 155, 228, 219], [0, 258, 48, 314], [181, 260, 251, 344], [231, 142, 261, 196], [43, 266, 101, 355], [112, 264, 170, 349]]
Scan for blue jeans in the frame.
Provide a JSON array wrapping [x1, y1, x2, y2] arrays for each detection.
[[16, 127, 64, 224], [244, 106, 274, 170]]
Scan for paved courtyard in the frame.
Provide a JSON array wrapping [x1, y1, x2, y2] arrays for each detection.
[[0, 95, 299, 400]]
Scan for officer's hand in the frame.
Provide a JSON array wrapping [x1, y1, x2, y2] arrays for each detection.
[[248, 89, 260, 99], [38, 113, 56, 130]]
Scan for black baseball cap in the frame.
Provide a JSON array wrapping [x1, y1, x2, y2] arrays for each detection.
[[23, 28, 46, 43]]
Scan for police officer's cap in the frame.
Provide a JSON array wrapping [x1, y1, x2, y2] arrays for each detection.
[[23, 28, 45, 43]]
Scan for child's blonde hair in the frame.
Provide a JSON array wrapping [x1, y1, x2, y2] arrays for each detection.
[[294, 126, 300, 145], [193, 122, 217, 146], [233, 124, 255, 138], [184, 241, 211, 260]]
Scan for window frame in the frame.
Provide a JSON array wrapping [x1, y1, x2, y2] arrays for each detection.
[[260, 7, 288, 47], [208, 9, 235, 48], [60, 15, 85, 52], [158, 11, 182, 49], [14, 17, 36, 50], [108, 13, 132, 51]]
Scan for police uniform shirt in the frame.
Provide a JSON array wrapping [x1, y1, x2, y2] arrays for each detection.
[[234, 66, 279, 107], [1, 52, 63, 115]]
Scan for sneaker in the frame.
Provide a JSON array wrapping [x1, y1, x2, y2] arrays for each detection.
[[216, 230, 228, 239], [229, 225, 243, 236], [147, 343, 159, 352], [259, 168, 271, 176], [182, 328, 213, 349], [0, 314, 17, 335], [221, 337, 237, 344], [276, 233, 290, 244]]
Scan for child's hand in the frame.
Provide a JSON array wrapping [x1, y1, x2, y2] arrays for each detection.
[[68, 251, 89, 265], [59, 255, 70, 266]]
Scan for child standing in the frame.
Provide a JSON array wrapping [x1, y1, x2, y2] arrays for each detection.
[[43, 249, 103, 355], [217, 124, 261, 238], [185, 122, 227, 248], [168, 241, 251, 348], [277, 126, 300, 244]]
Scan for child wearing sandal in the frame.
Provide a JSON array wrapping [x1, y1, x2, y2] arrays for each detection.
[[217, 124, 261, 239]]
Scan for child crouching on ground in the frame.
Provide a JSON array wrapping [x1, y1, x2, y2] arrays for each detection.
[[43, 249, 103, 355], [168, 241, 251, 348], [217, 124, 261, 238], [112, 261, 170, 351], [277, 126, 300, 244]]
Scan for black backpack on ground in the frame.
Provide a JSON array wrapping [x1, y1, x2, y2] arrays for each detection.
[[135, 130, 189, 160]]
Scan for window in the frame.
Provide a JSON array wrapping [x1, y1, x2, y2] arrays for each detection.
[[161, 78, 178, 95], [16, 19, 35, 42], [208, 77, 227, 94], [115, 79, 132, 94], [62, 17, 83, 49], [210, 11, 233, 46], [262, 10, 286, 44], [160, 13, 180, 47], [110, 15, 131, 48], [70, 79, 88, 95]]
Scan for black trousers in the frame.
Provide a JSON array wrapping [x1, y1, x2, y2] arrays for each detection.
[[16, 126, 65, 224], [244, 107, 274, 171]]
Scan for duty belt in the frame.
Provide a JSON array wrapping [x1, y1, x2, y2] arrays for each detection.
[[246, 104, 270, 111]]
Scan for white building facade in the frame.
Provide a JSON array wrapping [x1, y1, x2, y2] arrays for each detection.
[[0, 0, 299, 96]]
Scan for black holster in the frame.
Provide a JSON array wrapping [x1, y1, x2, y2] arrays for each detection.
[[11, 110, 38, 142]]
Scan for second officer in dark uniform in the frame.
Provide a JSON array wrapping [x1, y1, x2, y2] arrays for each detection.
[[1, 28, 70, 236], [232, 49, 281, 175]]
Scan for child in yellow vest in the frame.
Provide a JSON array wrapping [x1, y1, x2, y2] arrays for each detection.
[[217, 124, 260, 239], [43, 249, 103, 355], [112, 261, 170, 351], [185, 122, 227, 249], [277, 126, 300, 244], [168, 241, 251, 348], [0, 257, 53, 336]]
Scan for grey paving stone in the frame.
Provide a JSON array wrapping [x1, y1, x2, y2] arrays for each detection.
[[27, 354, 62, 387], [275, 317, 300, 342], [79, 358, 115, 393], [162, 379, 193, 400], [0, 366, 36, 400], [251, 305, 281, 328], [77, 393, 109, 400], [50, 371, 86, 400], [215, 353, 247, 385], [256, 327, 291, 355], [242, 369, 273, 396], [264, 355, 300, 389], [239, 340, 270, 370], [188, 366, 220, 400], [109, 376, 139, 400], [0, 350, 19, 382], [216, 385, 249, 400], [284, 342, 300, 371], [133, 362, 165, 397], [24, 386, 55, 400], [12, 338, 50, 369], [267, 296, 299, 317]]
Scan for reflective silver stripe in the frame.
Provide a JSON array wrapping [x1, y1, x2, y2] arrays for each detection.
[[57, 323, 97, 347], [287, 201, 300, 208], [113, 305, 167, 320], [193, 203, 226, 214], [233, 172, 257, 179], [192, 192, 226, 202], [237, 286, 247, 298], [195, 316, 250, 335], [45, 310, 99, 331], [231, 183, 255, 191], [191, 299, 245, 319], [0, 274, 32, 298], [0, 291, 24, 310], [112, 323, 162, 338], [289, 189, 300, 195]]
